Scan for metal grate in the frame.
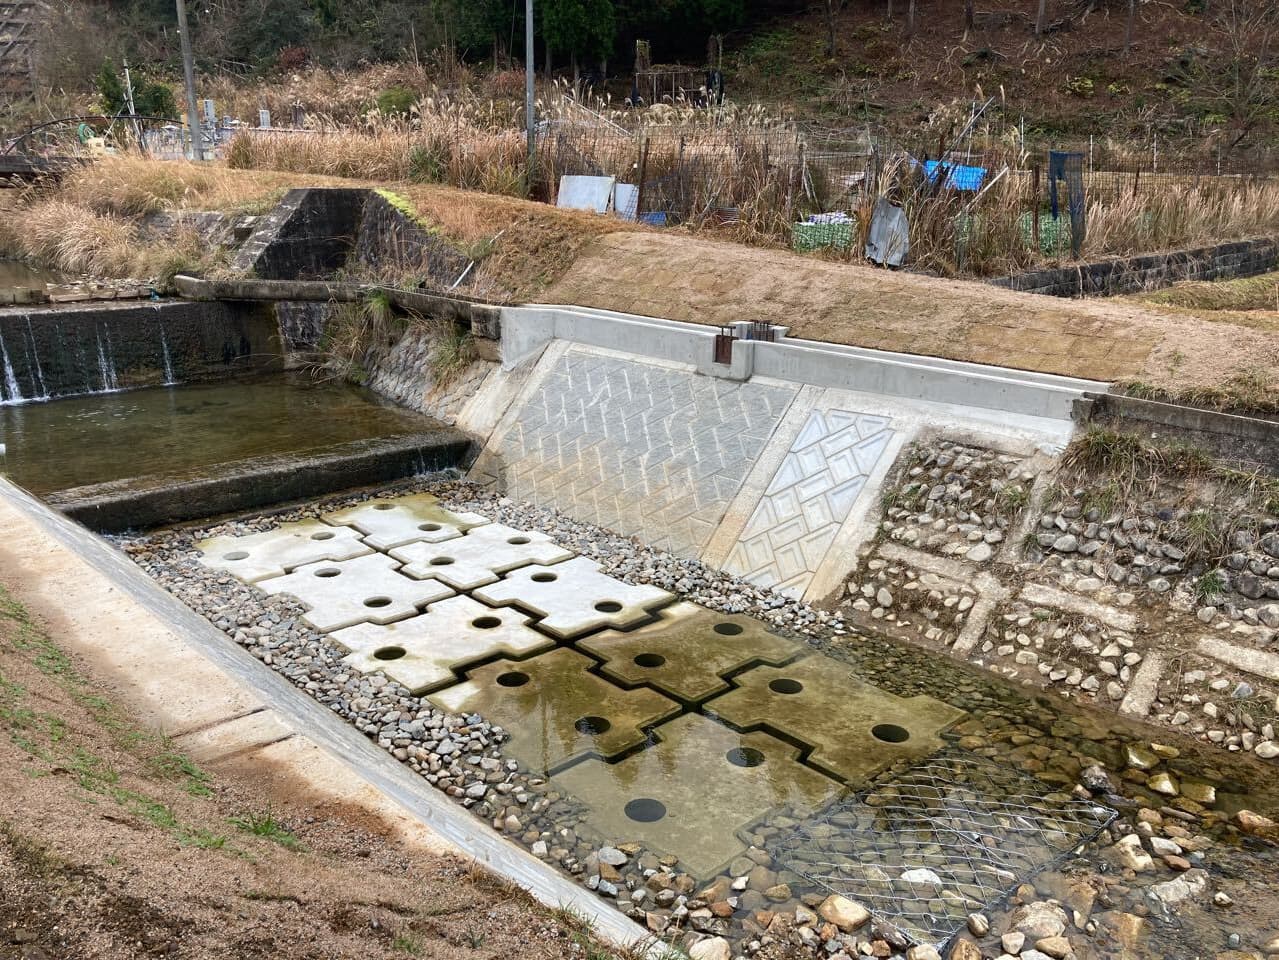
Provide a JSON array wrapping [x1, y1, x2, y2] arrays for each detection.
[[768, 749, 1116, 949]]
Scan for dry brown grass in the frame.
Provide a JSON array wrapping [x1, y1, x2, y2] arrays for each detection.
[[53, 154, 330, 216]]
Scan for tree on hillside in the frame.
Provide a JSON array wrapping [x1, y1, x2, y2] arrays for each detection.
[[1195, 0, 1279, 153], [541, 0, 615, 82]]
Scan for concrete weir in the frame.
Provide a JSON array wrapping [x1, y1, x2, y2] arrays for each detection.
[[462, 304, 1099, 602]]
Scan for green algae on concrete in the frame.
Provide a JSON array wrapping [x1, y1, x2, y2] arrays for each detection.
[[428, 647, 681, 774], [553, 712, 843, 878], [705, 656, 966, 785], [578, 600, 806, 702]]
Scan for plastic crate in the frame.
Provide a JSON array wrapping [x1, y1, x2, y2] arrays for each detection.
[[792, 220, 854, 253]]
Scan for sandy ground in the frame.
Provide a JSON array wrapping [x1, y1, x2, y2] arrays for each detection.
[[545, 232, 1279, 403], [0, 584, 624, 960]]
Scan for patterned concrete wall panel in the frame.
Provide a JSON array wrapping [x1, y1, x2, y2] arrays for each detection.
[[481, 348, 798, 558], [724, 408, 894, 597]]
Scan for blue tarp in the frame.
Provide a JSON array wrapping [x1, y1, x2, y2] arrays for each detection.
[[922, 159, 987, 192]]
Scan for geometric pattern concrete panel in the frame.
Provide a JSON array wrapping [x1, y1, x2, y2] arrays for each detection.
[[389, 523, 573, 590], [485, 349, 796, 557], [578, 601, 805, 702], [725, 408, 893, 597], [330, 596, 555, 693], [552, 713, 842, 878], [256, 553, 454, 632], [196, 518, 372, 583], [429, 647, 681, 774], [323, 493, 492, 551], [705, 656, 966, 786], [473, 557, 675, 639]]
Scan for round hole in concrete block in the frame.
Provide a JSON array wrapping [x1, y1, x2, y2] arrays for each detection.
[[624, 798, 667, 823], [429, 557, 454, 566], [769, 678, 803, 695], [714, 622, 744, 636], [223, 551, 249, 561], [418, 522, 442, 531], [497, 671, 530, 687], [373, 646, 406, 661], [726, 747, 766, 768], [633, 653, 666, 668], [594, 600, 623, 613], [574, 715, 611, 735], [507, 536, 531, 545], [871, 723, 910, 743], [364, 596, 393, 608], [472, 616, 502, 629], [531, 572, 558, 583], [373, 503, 394, 511], [310, 531, 336, 541], [314, 567, 341, 578]]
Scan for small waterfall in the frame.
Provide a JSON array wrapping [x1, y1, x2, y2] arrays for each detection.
[[95, 328, 120, 393], [159, 324, 176, 386], [24, 317, 48, 400], [0, 333, 22, 404]]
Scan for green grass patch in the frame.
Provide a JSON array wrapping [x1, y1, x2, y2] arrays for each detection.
[[231, 809, 303, 851]]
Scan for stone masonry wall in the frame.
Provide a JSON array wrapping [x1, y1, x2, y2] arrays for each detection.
[[991, 237, 1279, 298], [837, 434, 1279, 775]]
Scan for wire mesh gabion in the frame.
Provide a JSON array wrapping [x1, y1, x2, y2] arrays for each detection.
[[767, 749, 1116, 949]]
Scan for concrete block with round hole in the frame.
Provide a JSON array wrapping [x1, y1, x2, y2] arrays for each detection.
[[329, 596, 555, 693], [323, 493, 492, 551], [390, 523, 573, 591], [472, 557, 674, 639], [196, 518, 372, 583], [578, 601, 805, 702], [552, 713, 840, 878], [257, 553, 454, 633], [428, 647, 680, 773], [703, 656, 966, 785]]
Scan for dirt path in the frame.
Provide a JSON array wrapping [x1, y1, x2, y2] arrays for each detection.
[[545, 232, 1279, 405], [0, 583, 626, 960]]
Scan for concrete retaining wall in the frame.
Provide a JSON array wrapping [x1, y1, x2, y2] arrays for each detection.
[[0, 299, 280, 402], [500, 304, 1105, 421], [991, 237, 1279, 298]]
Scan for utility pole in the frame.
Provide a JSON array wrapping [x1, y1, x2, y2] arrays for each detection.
[[175, 0, 203, 160], [525, 0, 536, 195], [122, 58, 144, 149]]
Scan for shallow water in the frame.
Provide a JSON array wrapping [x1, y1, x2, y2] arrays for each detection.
[[0, 373, 438, 495], [0, 260, 62, 290]]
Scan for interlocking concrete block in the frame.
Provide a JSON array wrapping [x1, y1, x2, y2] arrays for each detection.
[[473, 556, 674, 638], [258, 553, 454, 632], [390, 522, 573, 590], [429, 647, 680, 773], [705, 656, 966, 785], [553, 713, 840, 878], [725, 408, 893, 597], [579, 601, 804, 702], [323, 493, 491, 551], [197, 518, 372, 582], [330, 595, 555, 693]]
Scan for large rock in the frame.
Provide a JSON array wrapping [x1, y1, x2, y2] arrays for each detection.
[[1147, 869, 1210, 909], [688, 936, 731, 960], [906, 947, 942, 960], [1110, 834, 1154, 873], [817, 894, 870, 932], [1236, 809, 1279, 841], [948, 939, 981, 960], [1010, 901, 1069, 940]]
